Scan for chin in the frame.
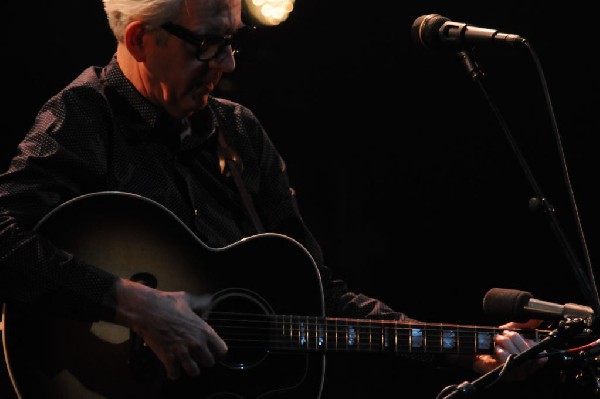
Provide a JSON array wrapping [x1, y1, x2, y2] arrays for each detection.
[[191, 94, 209, 111]]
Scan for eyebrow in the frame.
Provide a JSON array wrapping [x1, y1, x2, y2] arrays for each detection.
[[162, 21, 246, 38]]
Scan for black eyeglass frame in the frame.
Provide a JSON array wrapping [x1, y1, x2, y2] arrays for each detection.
[[161, 22, 255, 61]]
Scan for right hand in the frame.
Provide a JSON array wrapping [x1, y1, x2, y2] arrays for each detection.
[[113, 278, 228, 380]]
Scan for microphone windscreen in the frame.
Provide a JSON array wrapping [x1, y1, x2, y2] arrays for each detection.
[[410, 14, 449, 50], [483, 288, 532, 322]]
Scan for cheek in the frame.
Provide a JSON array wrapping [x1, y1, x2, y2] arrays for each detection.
[[157, 60, 195, 96], [149, 42, 190, 78]]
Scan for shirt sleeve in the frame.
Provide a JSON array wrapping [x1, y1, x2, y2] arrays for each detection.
[[0, 90, 119, 322]]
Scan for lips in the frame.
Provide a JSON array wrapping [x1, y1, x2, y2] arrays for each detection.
[[191, 84, 207, 96], [192, 80, 214, 95]]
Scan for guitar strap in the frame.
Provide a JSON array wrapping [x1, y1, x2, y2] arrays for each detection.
[[216, 127, 265, 233]]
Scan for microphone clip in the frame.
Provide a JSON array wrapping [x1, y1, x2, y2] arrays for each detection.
[[456, 50, 485, 82]]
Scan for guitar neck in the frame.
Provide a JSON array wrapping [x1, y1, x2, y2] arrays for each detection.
[[212, 314, 548, 355]]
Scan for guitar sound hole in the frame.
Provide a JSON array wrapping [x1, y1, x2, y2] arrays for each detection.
[[208, 289, 273, 370]]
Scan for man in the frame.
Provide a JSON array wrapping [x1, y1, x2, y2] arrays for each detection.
[[0, 0, 547, 397]]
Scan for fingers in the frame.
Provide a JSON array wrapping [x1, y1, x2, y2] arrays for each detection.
[[494, 330, 531, 359], [132, 291, 229, 380], [161, 343, 213, 380], [166, 319, 228, 380], [157, 351, 183, 381], [492, 329, 548, 381], [187, 292, 214, 317], [161, 328, 226, 380], [176, 347, 202, 378], [499, 318, 543, 330], [192, 341, 217, 368], [203, 321, 229, 357], [187, 293, 229, 358], [473, 321, 549, 379], [495, 329, 547, 362]]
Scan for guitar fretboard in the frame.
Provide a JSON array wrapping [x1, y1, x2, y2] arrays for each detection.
[[274, 317, 497, 354], [211, 313, 547, 355]]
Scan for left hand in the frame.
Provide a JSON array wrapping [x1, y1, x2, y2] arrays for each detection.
[[473, 319, 548, 380]]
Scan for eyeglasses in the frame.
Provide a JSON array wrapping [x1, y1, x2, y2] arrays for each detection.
[[161, 22, 255, 61]]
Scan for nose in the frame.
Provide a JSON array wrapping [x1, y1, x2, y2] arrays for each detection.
[[209, 45, 236, 72]]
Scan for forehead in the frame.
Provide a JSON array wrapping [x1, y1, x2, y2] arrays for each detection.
[[179, 0, 243, 29]]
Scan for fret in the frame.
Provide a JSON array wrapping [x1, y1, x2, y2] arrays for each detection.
[[476, 328, 494, 353], [390, 323, 483, 354], [274, 314, 294, 351], [369, 321, 385, 352], [303, 316, 309, 348], [334, 318, 338, 351], [394, 324, 413, 352], [364, 323, 370, 350], [356, 319, 367, 352], [262, 314, 540, 355], [311, 316, 316, 350], [440, 325, 455, 352], [411, 326, 425, 352], [383, 325, 392, 351], [318, 317, 325, 350], [348, 322, 357, 349], [394, 325, 398, 352]]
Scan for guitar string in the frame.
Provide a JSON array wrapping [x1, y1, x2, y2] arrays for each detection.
[[199, 312, 548, 353]]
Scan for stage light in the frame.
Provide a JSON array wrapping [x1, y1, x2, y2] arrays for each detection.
[[243, 0, 295, 27]]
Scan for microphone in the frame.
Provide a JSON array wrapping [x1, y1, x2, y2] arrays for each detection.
[[411, 14, 526, 51], [483, 288, 594, 322]]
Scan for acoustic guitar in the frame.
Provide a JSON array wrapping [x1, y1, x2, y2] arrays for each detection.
[[1, 191, 550, 399]]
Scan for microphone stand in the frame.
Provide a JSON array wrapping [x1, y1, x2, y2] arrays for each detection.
[[455, 49, 600, 316], [438, 318, 588, 399]]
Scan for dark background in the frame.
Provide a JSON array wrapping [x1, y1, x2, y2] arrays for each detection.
[[2, 1, 599, 398]]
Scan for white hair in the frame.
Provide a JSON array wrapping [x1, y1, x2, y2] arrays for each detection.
[[102, 0, 185, 42]]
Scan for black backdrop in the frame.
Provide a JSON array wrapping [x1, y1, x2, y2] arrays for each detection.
[[2, 1, 599, 398]]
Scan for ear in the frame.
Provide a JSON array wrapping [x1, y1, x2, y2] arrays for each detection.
[[124, 21, 148, 61]]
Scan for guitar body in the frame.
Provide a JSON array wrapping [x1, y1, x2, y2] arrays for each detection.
[[2, 192, 326, 399]]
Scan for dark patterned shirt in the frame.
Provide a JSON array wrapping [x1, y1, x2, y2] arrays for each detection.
[[0, 55, 409, 324]]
